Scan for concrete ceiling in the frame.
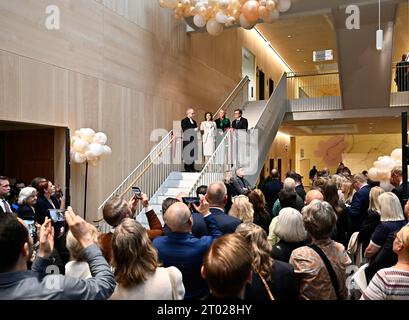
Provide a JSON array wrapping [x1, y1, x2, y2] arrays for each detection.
[[257, 0, 408, 72], [280, 116, 404, 136]]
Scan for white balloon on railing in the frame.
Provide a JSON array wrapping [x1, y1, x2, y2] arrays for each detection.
[[277, 0, 291, 12], [215, 11, 229, 24], [193, 14, 206, 27], [206, 19, 223, 36], [239, 14, 256, 29], [219, 0, 230, 9]]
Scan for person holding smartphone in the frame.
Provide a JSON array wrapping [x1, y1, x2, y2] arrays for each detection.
[[99, 192, 163, 263]]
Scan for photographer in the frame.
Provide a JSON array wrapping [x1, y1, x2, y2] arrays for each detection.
[[99, 192, 163, 263]]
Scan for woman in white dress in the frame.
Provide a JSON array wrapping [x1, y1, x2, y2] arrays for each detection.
[[200, 112, 217, 163]]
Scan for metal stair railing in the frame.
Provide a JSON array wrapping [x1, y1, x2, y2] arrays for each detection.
[[95, 130, 182, 232], [214, 76, 250, 123], [188, 129, 234, 195]]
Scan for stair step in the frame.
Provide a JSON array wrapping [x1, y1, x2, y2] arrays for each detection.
[[164, 179, 200, 188], [157, 187, 192, 196], [167, 172, 201, 181]]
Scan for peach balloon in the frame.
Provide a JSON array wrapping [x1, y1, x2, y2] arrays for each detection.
[[242, 0, 260, 22]]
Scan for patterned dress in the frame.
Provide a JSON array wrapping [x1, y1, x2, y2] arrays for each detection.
[[289, 238, 351, 300]]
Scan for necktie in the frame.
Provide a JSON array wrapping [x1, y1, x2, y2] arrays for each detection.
[[2, 199, 12, 213]]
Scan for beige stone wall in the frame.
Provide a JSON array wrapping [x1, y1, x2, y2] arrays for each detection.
[[0, 0, 288, 220]]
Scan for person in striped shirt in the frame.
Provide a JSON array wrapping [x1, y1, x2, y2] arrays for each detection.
[[361, 223, 409, 300]]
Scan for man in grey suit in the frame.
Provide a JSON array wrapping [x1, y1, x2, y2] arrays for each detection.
[[230, 168, 253, 197], [0, 176, 12, 215]]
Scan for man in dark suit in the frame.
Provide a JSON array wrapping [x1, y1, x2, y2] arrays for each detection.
[[390, 166, 409, 209], [262, 169, 283, 213], [395, 54, 409, 92], [153, 197, 222, 300], [0, 176, 13, 215], [232, 109, 248, 130], [348, 173, 372, 232], [206, 181, 241, 234], [230, 167, 253, 197], [181, 108, 198, 172]]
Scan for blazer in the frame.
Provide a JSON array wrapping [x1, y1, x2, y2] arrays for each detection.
[[215, 117, 231, 132], [232, 117, 248, 130], [262, 179, 283, 212], [209, 207, 241, 234], [0, 244, 115, 300], [245, 260, 299, 301], [348, 184, 371, 232], [34, 195, 60, 224], [230, 176, 252, 196], [153, 214, 222, 300], [17, 204, 36, 221]]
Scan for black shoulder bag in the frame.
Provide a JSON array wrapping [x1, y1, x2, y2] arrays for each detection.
[[309, 244, 341, 300]]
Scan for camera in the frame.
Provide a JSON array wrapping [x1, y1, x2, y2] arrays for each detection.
[[132, 186, 142, 199], [182, 197, 200, 206], [48, 209, 66, 223]]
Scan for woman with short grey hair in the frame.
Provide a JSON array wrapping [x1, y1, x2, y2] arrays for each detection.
[[271, 208, 308, 263], [289, 200, 351, 300]]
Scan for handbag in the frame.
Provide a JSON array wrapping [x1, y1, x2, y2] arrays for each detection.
[[309, 244, 341, 300], [166, 267, 178, 300], [256, 270, 275, 300]]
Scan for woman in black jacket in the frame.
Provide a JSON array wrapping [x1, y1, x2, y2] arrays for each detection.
[[236, 223, 299, 300]]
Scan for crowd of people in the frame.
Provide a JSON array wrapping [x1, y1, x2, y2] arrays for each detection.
[[0, 161, 408, 300]]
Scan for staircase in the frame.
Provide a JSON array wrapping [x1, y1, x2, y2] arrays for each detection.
[[136, 172, 200, 227], [96, 73, 288, 231], [242, 100, 268, 128]]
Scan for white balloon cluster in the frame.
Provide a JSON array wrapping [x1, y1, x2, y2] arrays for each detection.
[[70, 128, 112, 166], [159, 0, 291, 36], [367, 148, 402, 188]]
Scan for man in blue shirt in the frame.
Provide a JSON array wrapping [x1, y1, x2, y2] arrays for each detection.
[[153, 195, 222, 300]]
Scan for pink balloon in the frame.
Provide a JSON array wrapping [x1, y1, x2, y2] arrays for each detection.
[[242, 0, 260, 22]]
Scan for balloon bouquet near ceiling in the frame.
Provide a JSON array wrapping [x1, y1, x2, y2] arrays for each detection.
[[160, 0, 292, 36], [70, 128, 112, 220], [367, 148, 403, 191]]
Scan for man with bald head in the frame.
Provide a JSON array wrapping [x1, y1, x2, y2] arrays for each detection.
[[181, 108, 198, 172], [206, 181, 241, 234], [153, 196, 222, 300], [305, 189, 324, 206]]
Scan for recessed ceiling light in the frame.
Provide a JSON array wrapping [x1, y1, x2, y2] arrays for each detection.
[[296, 49, 301, 52], [288, 34, 292, 38], [304, 60, 307, 63]]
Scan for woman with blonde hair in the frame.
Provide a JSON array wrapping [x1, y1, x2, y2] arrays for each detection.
[[229, 195, 254, 223], [271, 208, 308, 263], [341, 180, 355, 206], [362, 225, 409, 300], [110, 218, 185, 300], [358, 186, 385, 251], [236, 223, 298, 300], [365, 192, 406, 260], [65, 223, 99, 279]]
